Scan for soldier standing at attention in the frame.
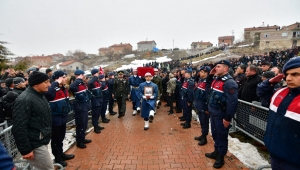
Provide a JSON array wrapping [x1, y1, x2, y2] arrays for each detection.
[[205, 60, 238, 169], [87, 69, 105, 134], [180, 69, 195, 129], [151, 68, 162, 109], [128, 68, 143, 116], [69, 70, 92, 148], [112, 70, 130, 118], [107, 72, 117, 115]]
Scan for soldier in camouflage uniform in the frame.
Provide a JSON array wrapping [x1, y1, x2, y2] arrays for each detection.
[[112, 70, 130, 118]]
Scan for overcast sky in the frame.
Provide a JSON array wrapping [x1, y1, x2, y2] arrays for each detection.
[[1, 0, 299, 56]]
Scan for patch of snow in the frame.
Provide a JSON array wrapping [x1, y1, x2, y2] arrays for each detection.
[[192, 54, 225, 64]]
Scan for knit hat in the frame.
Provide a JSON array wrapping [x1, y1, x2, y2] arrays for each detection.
[[28, 71, 49, 86], [91, 68, 99, 75], [5, 78, 14, 87], [13, 77, 25, 87], [262, 71, 275, 79], [46, 68, 52, 74], [52, 70, 66, 80], [282, 56, 300, 74]]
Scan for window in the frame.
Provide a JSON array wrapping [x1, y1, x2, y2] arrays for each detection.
[[264, 34, 270, 38], [282, 32, 288, 37]]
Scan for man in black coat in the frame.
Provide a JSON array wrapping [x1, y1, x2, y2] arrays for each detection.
[[239, 65, 262, 102]]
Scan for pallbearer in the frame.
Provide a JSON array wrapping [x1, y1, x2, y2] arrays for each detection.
[[128, 68, 143, 116], [138, 72, 158, 130]]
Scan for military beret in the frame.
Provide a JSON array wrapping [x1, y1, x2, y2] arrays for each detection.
[[117, 70, 124, 75], [52, 70, 66, 80], [216, 60, 231, 67], [99, 74, 105, 79], [185, 69, 192, 74], [200, 66, 211, 72], [283, 56, 300, 74], [74, 69, 84, 75], [108, 72, 114, 76], [91, 68, 99, 75]]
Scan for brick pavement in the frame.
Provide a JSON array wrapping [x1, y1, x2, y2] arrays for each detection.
[[65, 101, 249, 170]]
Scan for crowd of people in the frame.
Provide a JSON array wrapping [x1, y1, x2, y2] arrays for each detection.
[[0, 47, 299, 169]]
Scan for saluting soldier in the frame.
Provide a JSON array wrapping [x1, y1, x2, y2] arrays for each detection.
[[180, 69, 195, 129], [151, 68, 162, 109], [112, 70, 130, 118], [128, 68, 143, 116]]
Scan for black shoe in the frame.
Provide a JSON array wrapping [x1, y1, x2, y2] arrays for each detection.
[[205, 151, 218, 160], [194, 135, 203, 141], [178, 116, 184, 119], [83, 139, 92, 144], [149, 115, 154, 121], [55, 156, 67, 167], [180, 122, 186, 126], [168, 112, 173, 115], [94, 126, 101, 133], [110, 112, 117, 115], [76, 142, 86, 148], [176, 110, 182, 113], [144, 127, 148, 130], [198, 136, 207, 146], [102, 119, 109, 123], [137, 110, 140, 114], [180, 118, 186, 121], [183, 123, 191, 129], [61, 153, 75, 160], [118, 113, 125, 118], [213, 155, 225, 169], [98, 126, 105, 130]]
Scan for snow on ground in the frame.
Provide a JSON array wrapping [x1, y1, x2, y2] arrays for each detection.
[[115, 56, 172, 71], [192, 53, 225, 64]]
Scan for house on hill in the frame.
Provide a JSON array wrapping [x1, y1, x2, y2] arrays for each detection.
[[218, 36, 235, 46], [137, 40, 156, 52], [191, 42, 213, 50], [59, 60, 88, 73], [98, 43, 132, 55], [259, 22, 300, 50], [244, 24, 280, 45]]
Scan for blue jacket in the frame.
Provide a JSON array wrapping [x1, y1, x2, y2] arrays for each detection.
[[180, 78, 194, 104], [100, 80, 109, 101], [264, 87, 300, 167], [69, 78, 91, 111], [256, 79, 281, 107], [45, 82, 71, 126], [0, 142, 14, 170], [207, 74, 238, 121], [194, 78, 210, 112], [107, 78, 115, 94], [88, 76, 103, 106]]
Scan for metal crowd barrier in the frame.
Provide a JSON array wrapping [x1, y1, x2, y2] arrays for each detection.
[[232, 99, 269, 145]]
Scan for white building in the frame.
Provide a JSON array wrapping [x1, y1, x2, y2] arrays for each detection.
[[137, 40, 156, 52], [59, 60, 88, 73]]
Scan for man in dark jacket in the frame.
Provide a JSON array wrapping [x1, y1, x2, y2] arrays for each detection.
[[45, 70, 74, 167], [239, 65, 262, 102], [107, 72, 117, 115], [12, 77, 26, 95], [12, 71, 53, 170]]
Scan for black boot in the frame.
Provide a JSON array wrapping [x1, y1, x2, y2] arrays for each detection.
[[198, 136, 207, 146], [98, 126, 105, 130], [55, 155, 67, 167], [110, 111, 117, 115], [94, 126, 101, 134], [83, 139, 92, 144], [213, 155, 225, 169], [61, 153, 75, 160], [76, 142, 86, 148], [205, 150, 218, 160], [183, 123, 191, 129], [194, 135, 203, 141], [102, 119, 109, 123]]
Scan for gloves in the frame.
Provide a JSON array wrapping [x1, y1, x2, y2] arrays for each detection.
[[269, 74, 284, 83], [142, 95, 147, 99], [139, 76, 141, 78], [150, 96, 154, 99]]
